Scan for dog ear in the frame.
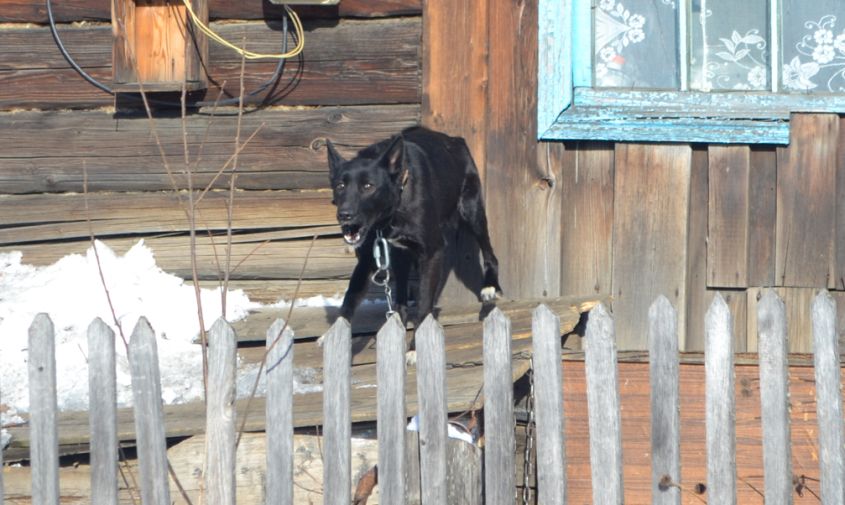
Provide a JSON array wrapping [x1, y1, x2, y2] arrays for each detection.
[[326, 139, 346, 179], [378, 135, 404, 176]]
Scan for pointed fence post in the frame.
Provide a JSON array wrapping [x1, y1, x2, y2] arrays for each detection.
[[206, 319, 237, 505], [531, 305, 566, 505], [265, 319, 294, 505], [483, 308, 516, 505], [705, 294, 736, 505], [584, 303, 623, 505], [757, 290, 793, 505], [129, 317, 171, 505], [322, 317, 351, 505], [377, 314, 407, 505], [87, 318, 118, 505], [648, 296, 680, 505], [416, 315, 448, 505], [28, 313, 59, 505], [812, 290, 845, 505]]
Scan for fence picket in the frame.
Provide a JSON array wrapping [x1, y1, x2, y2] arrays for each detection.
[[483, 308, 516, 505], [28, 313, 59, 505], [648, 296, 680, 505], [322, 317, 352, 505], [377, 314, 407, 504], [705, 294, 737, 505], [416, 315, 448, 505], [531, 304, 566, 505], [0, 351, 3, 505], [584, 303, 623, 505], [87, 318, 118, 505], [129, 317, 172, 505], [812, 290, 845, 505], [206, 319, 237, 505], [265, 318, 295, 505], [757, 290, 793, 504]]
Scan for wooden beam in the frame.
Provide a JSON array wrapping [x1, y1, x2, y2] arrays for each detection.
[[0, 0, 422, 22], [0, 19, 421, 110], [0, 105, 419, 194]]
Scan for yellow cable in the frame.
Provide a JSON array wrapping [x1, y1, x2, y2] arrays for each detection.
[[181, 0, 305, 60]]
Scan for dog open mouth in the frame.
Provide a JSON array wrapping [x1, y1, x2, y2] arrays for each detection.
[[341, 224, 364, 246]]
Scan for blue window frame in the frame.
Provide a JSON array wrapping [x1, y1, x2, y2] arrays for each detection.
[[538, 0, 845, 144]]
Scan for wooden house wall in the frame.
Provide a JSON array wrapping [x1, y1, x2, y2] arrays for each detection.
[[425, 0, 845, 352], [0, 0, 423, 304]]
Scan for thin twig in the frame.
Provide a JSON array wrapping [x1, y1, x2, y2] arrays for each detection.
[[82, 164, 129, 353], [223, 38, 248, 317], [235, 234, 318, 449], [168, 459, 195, 505], [193, 124, 266, 206]]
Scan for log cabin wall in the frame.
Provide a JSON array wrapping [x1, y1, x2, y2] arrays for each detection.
[[0, 0, 423, 304], [425, 0, 845, 352]]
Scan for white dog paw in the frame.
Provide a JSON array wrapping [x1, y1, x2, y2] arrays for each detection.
[[480, 286, 499, 302], [405, 350, 417, 367]]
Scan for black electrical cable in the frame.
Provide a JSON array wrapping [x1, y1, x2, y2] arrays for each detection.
[[46, 0, 292, 108]]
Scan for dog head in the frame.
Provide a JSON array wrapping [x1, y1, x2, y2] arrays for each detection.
[[326, 135, 405, 247]]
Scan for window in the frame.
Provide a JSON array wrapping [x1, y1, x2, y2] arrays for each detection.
[[538, 0, 845, 144]]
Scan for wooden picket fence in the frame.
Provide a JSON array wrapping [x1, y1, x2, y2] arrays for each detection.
[[6, 289, 845, 504]]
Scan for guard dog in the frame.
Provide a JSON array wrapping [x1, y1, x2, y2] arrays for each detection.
[[327, 126, 502, 330]]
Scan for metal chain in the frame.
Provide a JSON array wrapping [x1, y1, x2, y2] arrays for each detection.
[[370, 230, 395, 318], [522, 356, 536, 505]]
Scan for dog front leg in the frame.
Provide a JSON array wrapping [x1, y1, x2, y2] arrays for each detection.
[[339, 255, 375, 321], [415, 249, 444, 325]]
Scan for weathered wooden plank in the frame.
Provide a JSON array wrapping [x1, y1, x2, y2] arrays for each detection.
[[206, 319, 237, 505], [648, 296, 680, 505], [560, 142, 614, 299], [422, 0, 489, 306], [483, 308, 515, 505], [0, 19, 421, 110], [684, 146, 709, 352], [376, 314, 406, 505], [486, 0, 562, 300], [322, 317, 352, 505], [6, 234, 356, 281], [612, 143, 691, 349], [415, 315, 448, 504], [707, 145, 750, 287], [747, 287, 817, 353], [265, 318, 294, 505], [704, 294, 736, 505], [0, 190, 335, 246], [87, 318, 118, 505], [530, 305, 565, 505], [405, 431, 421, 504], [836, 116, 845, 290], [0, 0, 422, 22], [811, 290, 845, 505], [756, 290, 792, 505], [0, 105, 418, 194], [747, 148, 777, 286], [128, 317, 172, 505], [583, 304, 623, 504], [28, 314, 59, 505], [776, 114, 839, 288], [445, 439, 482, 505]]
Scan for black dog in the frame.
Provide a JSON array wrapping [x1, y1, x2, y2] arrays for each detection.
[[327, 126, 502, 328]]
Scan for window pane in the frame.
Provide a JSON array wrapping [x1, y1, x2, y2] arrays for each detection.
[[594, 0, 679, 89], [782, 0, 845, 93], [690, 0, 770, 91]]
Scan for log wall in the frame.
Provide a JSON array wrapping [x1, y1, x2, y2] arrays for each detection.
[[0, 0, 422, 303]]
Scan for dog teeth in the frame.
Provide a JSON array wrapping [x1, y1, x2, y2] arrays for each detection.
[[480, 286, 499, 302]]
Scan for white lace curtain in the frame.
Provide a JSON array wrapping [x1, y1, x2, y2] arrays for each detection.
[[593, 0, 845, 93]]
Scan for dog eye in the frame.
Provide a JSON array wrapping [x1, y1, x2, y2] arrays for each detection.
[[362, 183, 373, 190], [335, 182, 346, 191]]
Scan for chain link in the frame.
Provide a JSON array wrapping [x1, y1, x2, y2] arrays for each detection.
[[522, 356, 536, 505], [371, 230, 395, 318]]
